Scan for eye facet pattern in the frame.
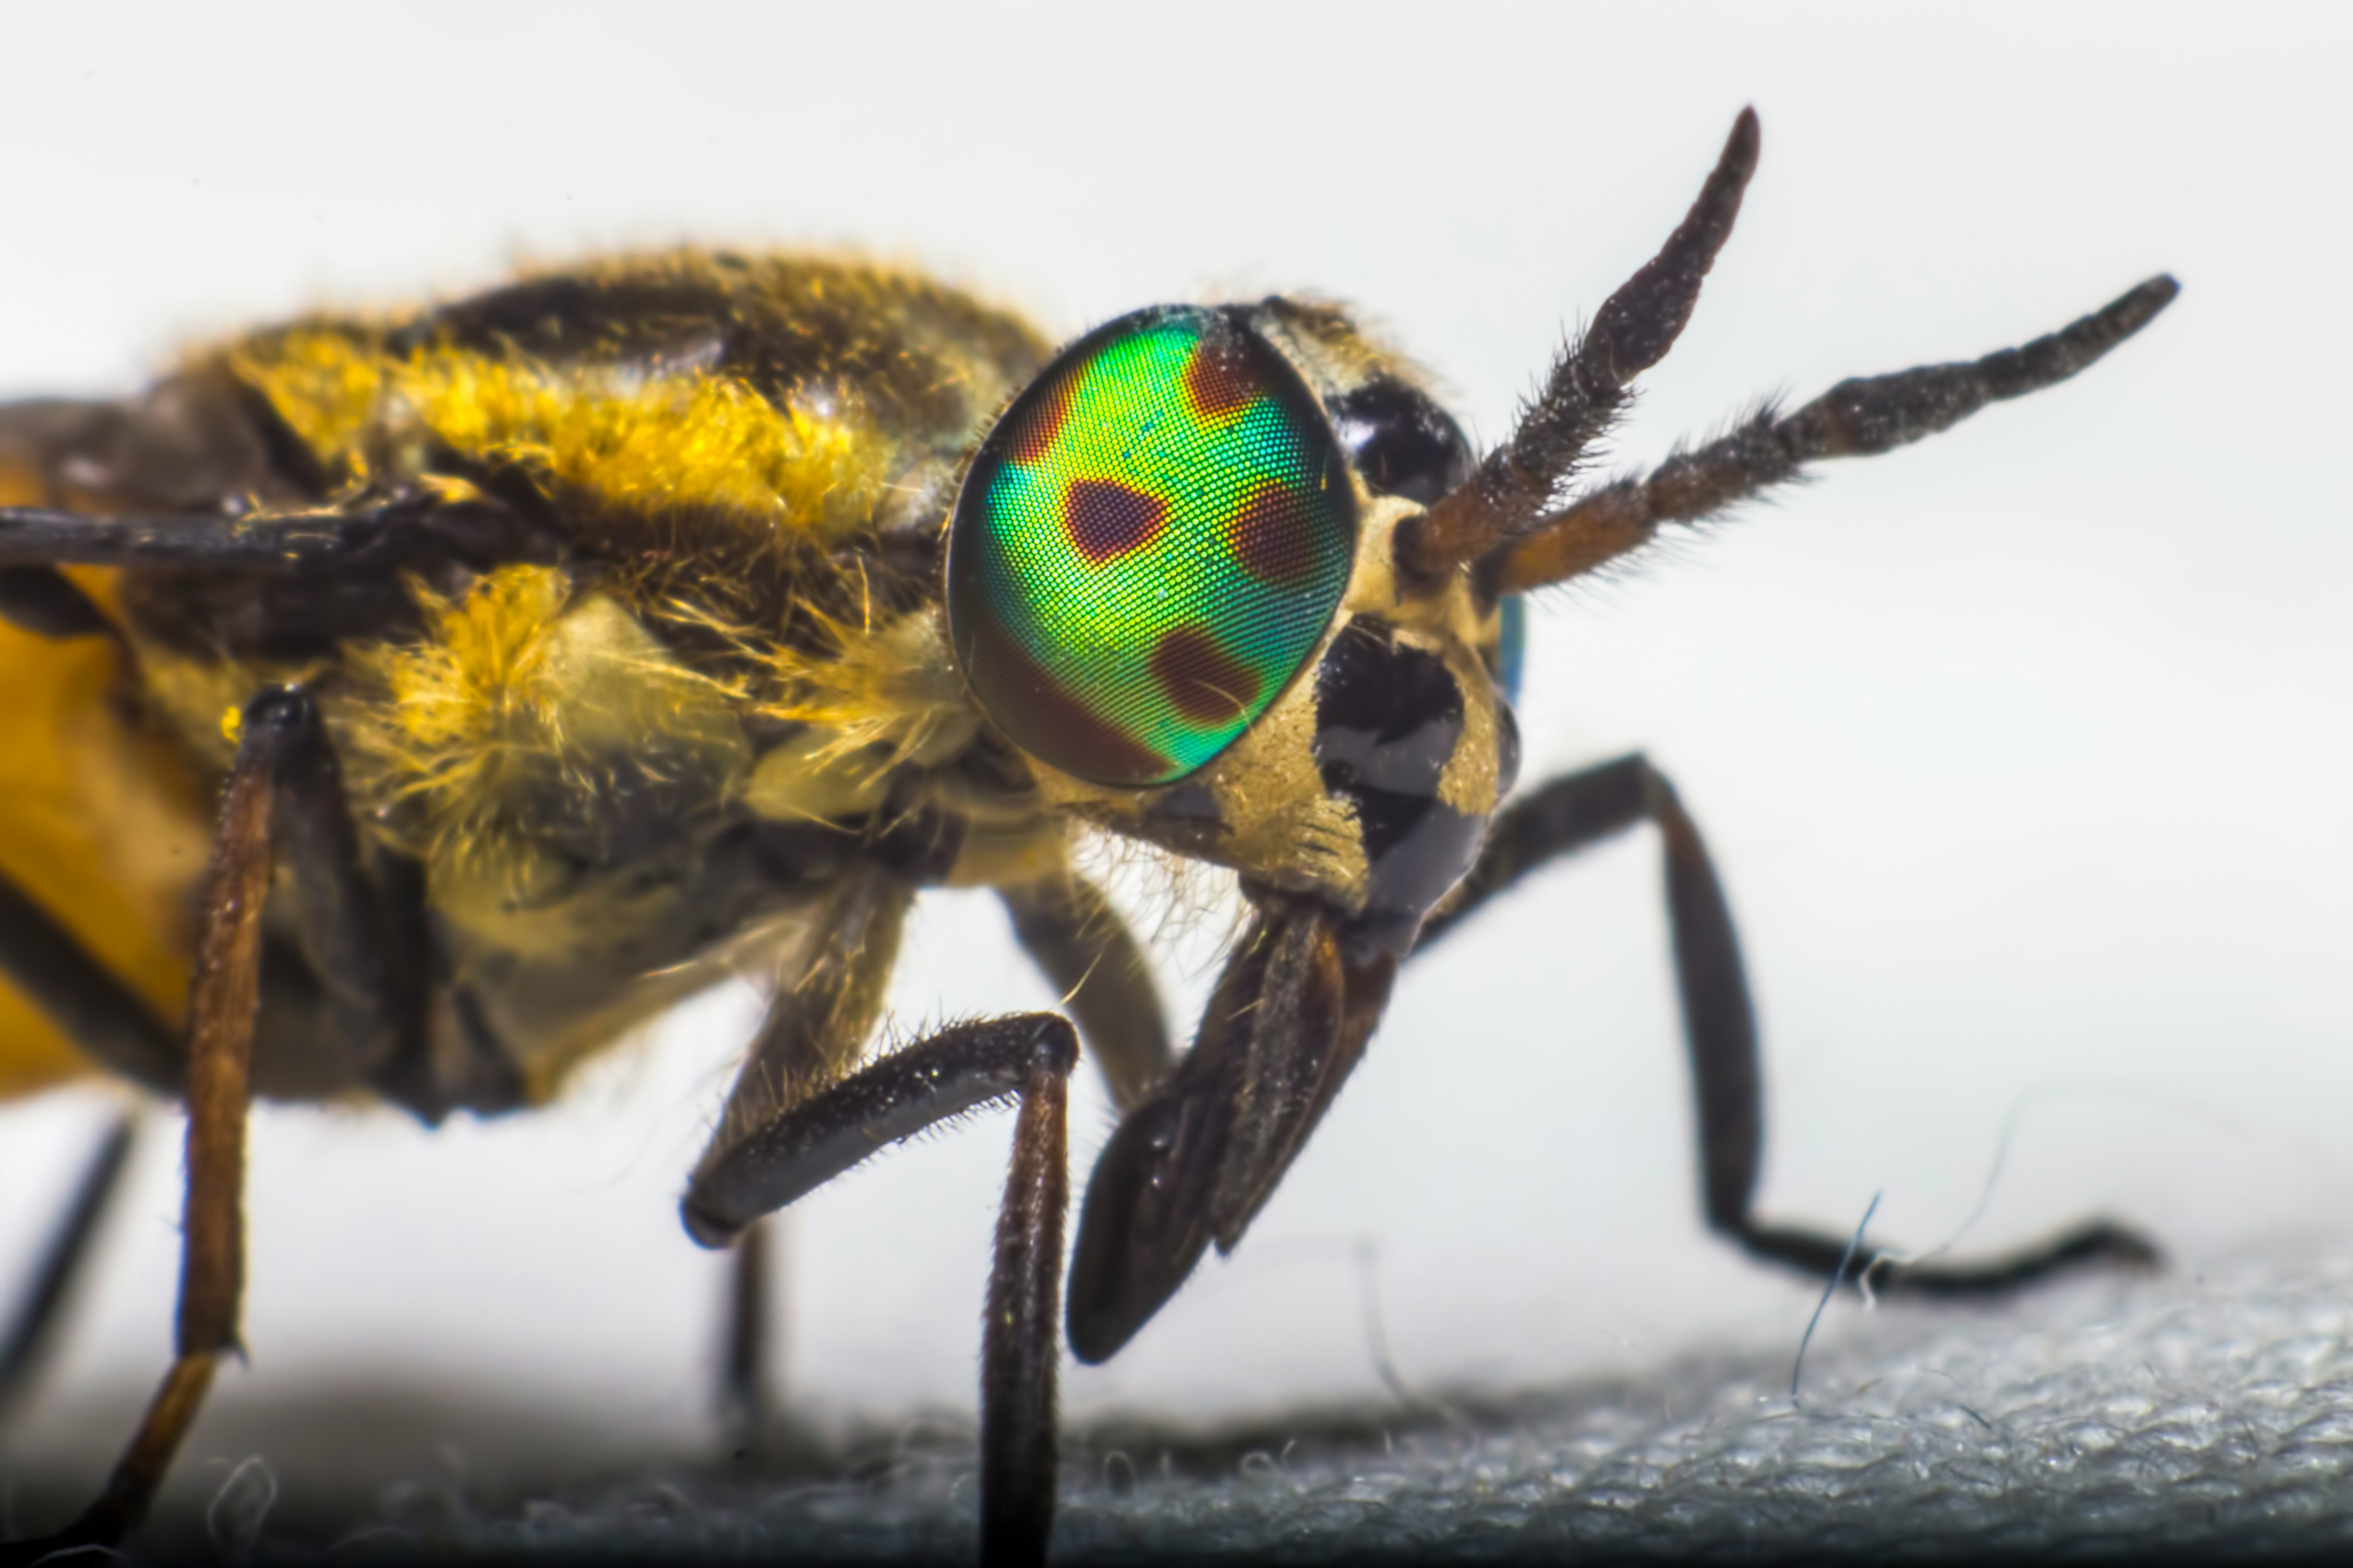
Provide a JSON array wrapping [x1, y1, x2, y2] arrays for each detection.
[[948, 306, 1358, 786]]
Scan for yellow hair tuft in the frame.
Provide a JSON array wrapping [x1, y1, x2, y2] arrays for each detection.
[[667, 600, 977, 789], [230, 329, 387, 484], [238, 331, 887, 546], [343, 566, 753, 914]]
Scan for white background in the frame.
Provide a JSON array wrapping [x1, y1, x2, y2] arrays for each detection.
[[0, 0, 2346, 1470]]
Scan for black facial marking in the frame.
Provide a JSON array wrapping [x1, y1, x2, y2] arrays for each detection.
[[1149, 778, 1222, 824], [1135, 777, 1225, 865], [1328, 379, 1474, 505], [1314, 618, 1461, 830], [1312, 617, 1488, 956]]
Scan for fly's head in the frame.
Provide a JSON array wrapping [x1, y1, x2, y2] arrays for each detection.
[[944, 298, 1518, 958]]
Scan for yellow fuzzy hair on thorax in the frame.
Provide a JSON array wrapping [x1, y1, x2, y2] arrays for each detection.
[[236, 331, 889, 545], [339, 564, 751, 897]]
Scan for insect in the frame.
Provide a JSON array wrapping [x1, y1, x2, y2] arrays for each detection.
[[0, 108, 2171, 1564]]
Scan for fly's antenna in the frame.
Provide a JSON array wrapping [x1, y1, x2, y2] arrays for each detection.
[[1395, 110, 1760, 585]]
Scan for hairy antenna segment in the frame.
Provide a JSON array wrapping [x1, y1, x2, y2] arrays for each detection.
[[1488, 274, 2179, 594], [1397, 107, 1760, 584]]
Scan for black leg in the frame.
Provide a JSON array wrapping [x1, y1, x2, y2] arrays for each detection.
[[680, 868, 913, 1475], [999, 870, 1173, 1112], [720, 1218, 773, 1449], [2, 689, 309, 1562], [266, 700, 428, 1090], [982, 1029, 1069, 1568], [0, 1110, 137, 1418], [1417, 754, 2158, 1295], [680, 1014, 1078, 1568], [699, 866, 914, 1160], [269, 700, 427, 1092], [0, 493, 546, 574], [683, 1013, 1076, 1245], [1489, 275, 2178, 593], [361, 850, 504, 1122], [1400, 108, 1760, 581]]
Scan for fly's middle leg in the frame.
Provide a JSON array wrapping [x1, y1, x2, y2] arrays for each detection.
[[1417, 752, 2161, 1295]]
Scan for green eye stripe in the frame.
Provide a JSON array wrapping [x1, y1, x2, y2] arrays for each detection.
[[988, 338, 1313, 670], [948, 306, 1357, 787]]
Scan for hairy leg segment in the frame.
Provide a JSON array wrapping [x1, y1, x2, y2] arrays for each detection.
[[1398, 108, 1761, 581], [683, 1012, 1077, 1568], [0, 688, 318, 1564], [1418, 753, 2160, 1292], [687, 864, 1382, 1563]]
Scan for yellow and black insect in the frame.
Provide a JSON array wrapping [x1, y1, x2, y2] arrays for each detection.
[[0, 109, 2173, 1564]]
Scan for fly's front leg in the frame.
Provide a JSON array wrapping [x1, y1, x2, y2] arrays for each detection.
[[981, 1031, 1071, 1568], [682, 1014, 1077, 1568], [720, 1216, 775, 1446], [685, 861, 1078, 1563], [1418, 753, 2158, 1294], [2, 688, 313, 1562]]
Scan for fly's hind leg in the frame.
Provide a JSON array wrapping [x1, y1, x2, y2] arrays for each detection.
[[1416, 753, 2159, 1294], [684, 1010, 1077, 1568], [0, 688, 316, 1562], [0, 1110, 138, 1421]]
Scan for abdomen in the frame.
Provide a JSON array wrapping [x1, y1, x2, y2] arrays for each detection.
[[0, 570, 209, 1100]]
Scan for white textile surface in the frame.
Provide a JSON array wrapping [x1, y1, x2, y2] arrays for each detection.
[[279, 1244, 2353, 1564]]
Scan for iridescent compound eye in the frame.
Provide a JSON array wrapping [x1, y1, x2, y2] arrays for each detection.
[[947, 306, 1358, 786]]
